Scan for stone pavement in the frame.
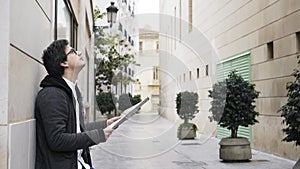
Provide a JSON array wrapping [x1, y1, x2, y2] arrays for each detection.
[[91, 112, 296, 169]]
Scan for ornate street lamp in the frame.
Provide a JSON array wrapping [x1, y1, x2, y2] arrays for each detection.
[[106, 2, 118, 27]]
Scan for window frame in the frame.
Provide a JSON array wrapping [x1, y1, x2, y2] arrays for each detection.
[[54, 0, 78, 48], [188, 0, 193, 32]]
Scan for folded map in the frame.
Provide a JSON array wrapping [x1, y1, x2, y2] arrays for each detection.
[[106, 97, 150, 129]]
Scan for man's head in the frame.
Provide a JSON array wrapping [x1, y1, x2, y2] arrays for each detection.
[[42, 39, 85, 77]]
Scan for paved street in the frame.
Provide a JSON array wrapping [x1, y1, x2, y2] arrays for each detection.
[[91, 112, 296, 169]]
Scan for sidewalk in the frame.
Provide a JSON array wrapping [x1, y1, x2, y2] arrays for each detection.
[[91, 112, 296, 169]]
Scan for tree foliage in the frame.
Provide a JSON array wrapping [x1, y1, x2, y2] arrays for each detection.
[[94, 7, 138, 93], [176, 91, 199, 124], [118, 93, 141, 112], [93, 6, 139, 116], [132, 94, 142, 105], [118, 93, 133, 111], [279, 55, 300, 146], [208, 71, 260, 138], [96, 92, 116, 115]]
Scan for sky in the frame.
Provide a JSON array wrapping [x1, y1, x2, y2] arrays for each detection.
[[135, 0, 159, 31], [136, 0, 159, 14], [94, 0, 159, 31]]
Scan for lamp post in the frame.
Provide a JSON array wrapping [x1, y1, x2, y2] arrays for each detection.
[[106, 2, 118, 27]]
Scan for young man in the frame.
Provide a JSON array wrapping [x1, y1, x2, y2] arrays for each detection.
[[35, 39, 119, 169]]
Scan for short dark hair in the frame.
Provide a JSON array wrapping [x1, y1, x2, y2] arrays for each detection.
[[42, 39, 69, 76]]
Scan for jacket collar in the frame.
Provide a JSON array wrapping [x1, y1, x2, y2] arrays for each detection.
[[40, 75, 73, 98]]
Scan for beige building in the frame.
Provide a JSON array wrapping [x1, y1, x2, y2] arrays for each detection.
[[115, 0, 138, 96], [159, 0, 300, 160], [0, 0, 95, 168], [94, 0, 138, 97], [134, 29, 160, 112]]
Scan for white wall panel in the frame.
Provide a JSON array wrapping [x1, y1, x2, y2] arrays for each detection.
[[10, 0, 52, 61], [8, 120, 35, 169], [0, 0, 10, 125], [8, 46, 46, 123]]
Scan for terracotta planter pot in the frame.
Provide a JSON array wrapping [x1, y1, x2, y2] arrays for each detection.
[[219, 137, 252, 161]]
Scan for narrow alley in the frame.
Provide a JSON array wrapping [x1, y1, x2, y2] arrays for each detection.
[[91, 112, 295, 169]]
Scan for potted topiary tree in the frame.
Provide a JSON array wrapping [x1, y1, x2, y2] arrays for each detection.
[[96, 92, 117, 118], [176, 91, 199, 139], [132, 94, 142, 106], [118, 93, 133, 112], [278, 55, 300, 169], [208, 70, 260, 161]]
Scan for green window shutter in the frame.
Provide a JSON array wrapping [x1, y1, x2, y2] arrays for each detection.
[[215, 52, 252, 141]]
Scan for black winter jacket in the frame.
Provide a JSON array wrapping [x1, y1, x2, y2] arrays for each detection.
[[35, 75, 107, 169]]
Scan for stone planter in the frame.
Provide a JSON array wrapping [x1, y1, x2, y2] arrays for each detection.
[[293, 159, 300, 169], [178, 128, 196, 140], [219, 137, 252, 161]]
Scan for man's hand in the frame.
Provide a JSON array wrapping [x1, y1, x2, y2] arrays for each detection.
[[103, 116, 121, 140], [103, 128, 114, 140], [107, 116, 121, 126]]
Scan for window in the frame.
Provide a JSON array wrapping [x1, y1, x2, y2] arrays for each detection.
[[128, 68, 131, 76], [85, 50, 89, 102], [189, 71, 192, 80], [183, 73, 186, 82], [124, 30, 127, 39], [174, 7, 177, 48], [118, 23, 123, 31], [139, 41, 143, 51], [196, 68, 199, 79], [267, 42, 274, 60], [179, 0, 182, 41], [296, 32, 300, 52], [188, 0, 193, 32], [156, 41, 159, 50], [205, 65, 209, 76], [55, 0, 78, 47], [153, 66, 159, 80]]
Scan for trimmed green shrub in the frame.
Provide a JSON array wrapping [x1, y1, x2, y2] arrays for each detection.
[[96, 92, 116, 115], [278, 55, 300, 146], [176, 91, 199, 124], [208, 70, 260, 138], [118, 93, 133, 111]]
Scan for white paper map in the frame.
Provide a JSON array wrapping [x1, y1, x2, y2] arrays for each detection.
[[106, 97, 150, 129]]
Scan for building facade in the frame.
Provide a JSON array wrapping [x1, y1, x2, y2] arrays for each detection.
[[134, 29, 160, 112], [94, 0, 138, 97], [115, 0, 138, 96], [0, 0, 95, 168], [159, 0, 300, 160]]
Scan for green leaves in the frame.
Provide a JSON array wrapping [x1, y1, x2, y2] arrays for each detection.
[[96, 92, 116, 115], [94, 6, 106, 21], [178, 123, 198, 131], [176, 91, 199, 123], [132, 94, 142, 106], [118, 93, 141, 111], [208, 70, 260, 138], [278, 55, 300, 146], [118, 93, 133, 111], [94, 8, 138, 93]]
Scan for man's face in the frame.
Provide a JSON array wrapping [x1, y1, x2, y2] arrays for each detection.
[[64, 45, 86, 72]]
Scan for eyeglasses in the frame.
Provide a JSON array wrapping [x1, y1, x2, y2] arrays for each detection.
[[65, 48, 77, 57]]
